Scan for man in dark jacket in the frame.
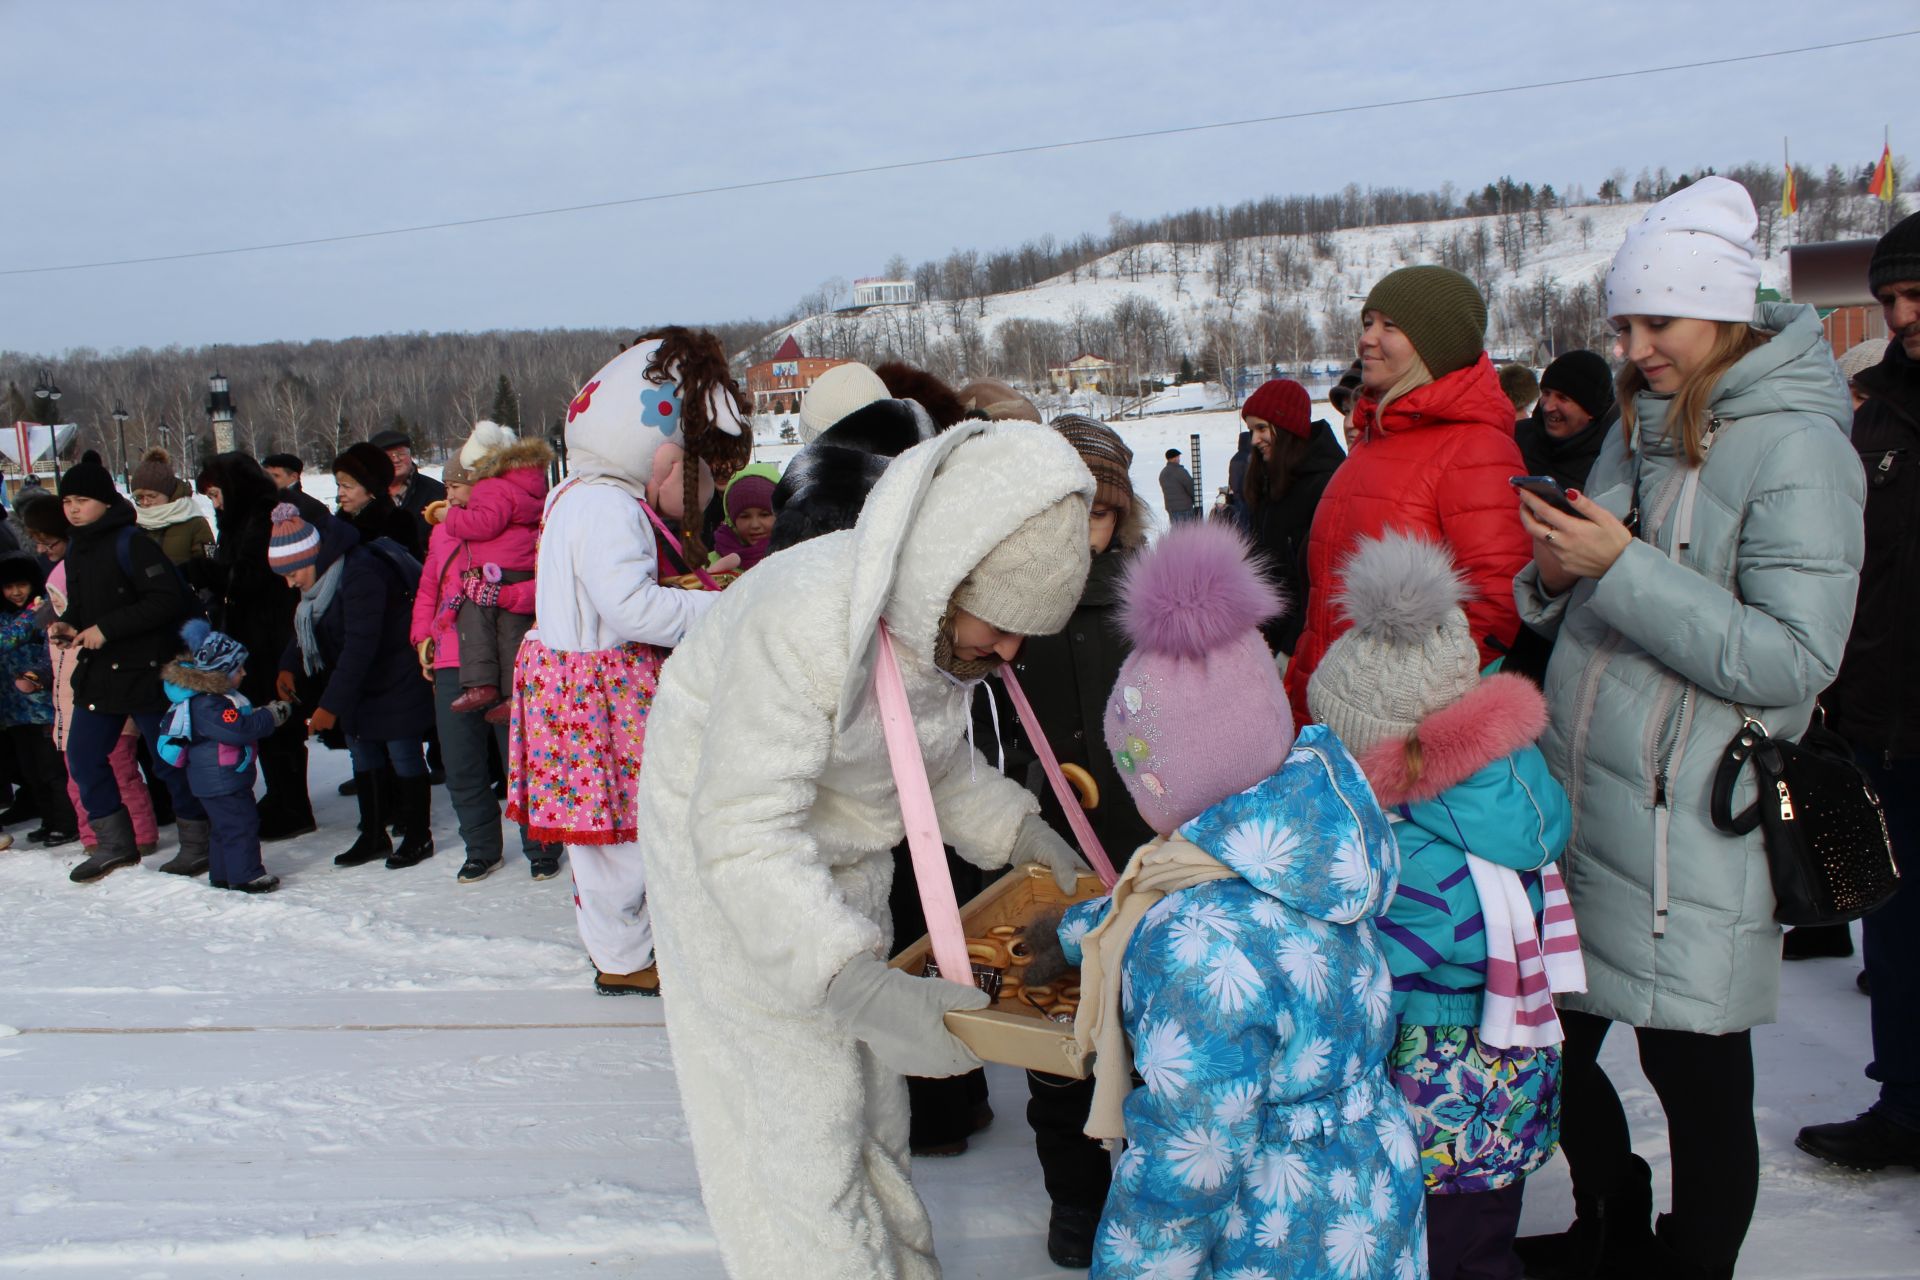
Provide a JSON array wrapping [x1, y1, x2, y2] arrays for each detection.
[[1158, 448, 1196, 523], [261, 452, 306, 494], [370, 429, 445, 545], [1506, 349, 1619, 687], [51, 451, 211, 883], [1797, 212, 1920, 1173], [1514, 349, 1618, 490]]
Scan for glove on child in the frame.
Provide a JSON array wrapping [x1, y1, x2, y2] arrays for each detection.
[[823, 952, 989, 1078], [266, 700, 294, 727], [1009, 813, 1086, 893], [461, 568, 503, 609]]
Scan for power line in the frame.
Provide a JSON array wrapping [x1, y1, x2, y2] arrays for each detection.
[[7, 28, 1914, 278]]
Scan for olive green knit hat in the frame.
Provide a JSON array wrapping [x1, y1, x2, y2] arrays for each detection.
[[1362, 266, 1489, 379]]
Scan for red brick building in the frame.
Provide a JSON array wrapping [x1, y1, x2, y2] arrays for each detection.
[[744, 336, 850, 416]]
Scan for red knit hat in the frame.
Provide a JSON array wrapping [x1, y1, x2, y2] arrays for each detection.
[[1241, 379, 1312, 439]]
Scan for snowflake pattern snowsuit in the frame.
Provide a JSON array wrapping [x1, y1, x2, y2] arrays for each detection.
[[1061, 726, 1429, 1280]]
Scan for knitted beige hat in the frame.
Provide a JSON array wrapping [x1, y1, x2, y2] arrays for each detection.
[[1306, 533, 1482, 755], [798, 362, 889, 441], [1838, 338, 1889, 384], [951, 494, 1091, 636]]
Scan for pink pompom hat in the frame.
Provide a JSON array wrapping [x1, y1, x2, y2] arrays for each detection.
[[1104, 521, 1295, 836]]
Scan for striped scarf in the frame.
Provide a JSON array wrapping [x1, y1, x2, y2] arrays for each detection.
[[1466, 858, 1584, 1049]]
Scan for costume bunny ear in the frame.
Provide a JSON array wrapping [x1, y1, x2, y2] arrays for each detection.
[[704, 383, 746, 437]]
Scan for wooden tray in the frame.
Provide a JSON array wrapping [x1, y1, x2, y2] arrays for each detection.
[[891, 864, 1107, 1078]]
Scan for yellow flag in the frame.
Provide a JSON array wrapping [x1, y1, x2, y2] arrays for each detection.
[[1781, 166, 1798, 216]]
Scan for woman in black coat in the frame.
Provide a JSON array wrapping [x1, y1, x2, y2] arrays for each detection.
[[274, 505, 435, 871], [52, 452, 211, 882], [196, 453, 316, 840], [1238, 379, 1344, 656], [331, 442, 425, 560]]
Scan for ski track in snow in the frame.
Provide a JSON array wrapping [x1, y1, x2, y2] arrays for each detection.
[[2, 734, 1914, 1277]]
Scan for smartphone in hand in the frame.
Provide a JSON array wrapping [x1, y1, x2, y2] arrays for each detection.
[[1509, 475, 1590, 520]]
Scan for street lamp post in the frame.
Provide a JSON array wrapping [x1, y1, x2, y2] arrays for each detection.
[[31, 370, 63, 482], [111, 405, 130, 490], [207, 372, 235, 454]]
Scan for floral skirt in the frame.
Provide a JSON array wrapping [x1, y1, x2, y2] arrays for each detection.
[[1389, 1022, 1561, 1195], [506, 634, 662, 846]]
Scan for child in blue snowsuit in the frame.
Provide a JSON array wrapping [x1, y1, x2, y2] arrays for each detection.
[[1306, 533, 1579, 1280], [1058, 522, 1428, 1280], [159, 620, 294, 892]]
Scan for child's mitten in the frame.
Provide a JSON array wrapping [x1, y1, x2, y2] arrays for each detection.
[[461, 568, 503, 608], [266, 700, 294, 727]]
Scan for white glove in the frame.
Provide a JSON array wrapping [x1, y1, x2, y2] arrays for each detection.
[[1009, 813, 1085, 893], [824, 953, 989, 1078], [266, 700, 294, 727]]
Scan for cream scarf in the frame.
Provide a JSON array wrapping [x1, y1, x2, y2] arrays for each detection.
[[1074, 833, 1238, 1143], [135, 496, 200, 530]]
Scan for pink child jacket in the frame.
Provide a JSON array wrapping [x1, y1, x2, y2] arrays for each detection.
[[411, 521, 536, 670], [440, 461, 548, 576]]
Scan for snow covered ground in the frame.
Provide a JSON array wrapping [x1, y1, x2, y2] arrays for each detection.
[[3, 742, 1914, 1278]]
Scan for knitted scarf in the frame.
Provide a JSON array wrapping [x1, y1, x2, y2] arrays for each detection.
[[1467, 858, 1585, 1048], [1074, 834, 1237, 1143], [292, 556, 347, 675]]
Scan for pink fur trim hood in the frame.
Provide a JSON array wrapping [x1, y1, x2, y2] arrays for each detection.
[[1355, 672, 1548, 807]]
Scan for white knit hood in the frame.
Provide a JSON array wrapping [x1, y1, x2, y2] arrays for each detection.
[[836, 419, 1094, 727]]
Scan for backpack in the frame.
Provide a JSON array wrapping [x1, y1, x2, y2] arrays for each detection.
[[115, 526, 208, 622], [360, 537, 422, 602]]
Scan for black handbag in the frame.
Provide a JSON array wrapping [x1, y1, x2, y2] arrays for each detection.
[[1710, 709, 1900, 927]]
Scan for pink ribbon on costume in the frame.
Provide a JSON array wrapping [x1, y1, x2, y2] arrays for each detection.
[[997, 663, 1118, 889], [873, 621, 975, 989]]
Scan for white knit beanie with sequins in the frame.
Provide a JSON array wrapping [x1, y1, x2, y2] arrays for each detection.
[[1605, 176, 1762, 324]]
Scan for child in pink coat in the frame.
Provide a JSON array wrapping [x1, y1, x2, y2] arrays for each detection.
[[438, 421, 552, 719]]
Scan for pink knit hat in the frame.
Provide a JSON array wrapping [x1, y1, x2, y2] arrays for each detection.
[[1104, 522, 1295, 836]]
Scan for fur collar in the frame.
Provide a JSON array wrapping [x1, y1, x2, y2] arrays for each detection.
[[162, 660, 241, 696], [1355, 673, 1547, 807], [470, 436, 554, 481]]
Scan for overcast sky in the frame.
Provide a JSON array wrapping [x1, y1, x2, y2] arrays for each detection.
[[5, 1, 1911, 355]]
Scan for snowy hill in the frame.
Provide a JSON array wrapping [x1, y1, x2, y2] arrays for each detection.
[[774, 201, 1792, 391]]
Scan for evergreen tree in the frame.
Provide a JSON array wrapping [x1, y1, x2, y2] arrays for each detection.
[[489, 373, 521, 430], [1177, 353, 1196, 385]]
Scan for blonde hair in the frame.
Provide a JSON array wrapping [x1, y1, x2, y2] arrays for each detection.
[[1618, 322, 1771, 465], [1403, 735, 1426, 787], [1374, 352, 1435, 426]]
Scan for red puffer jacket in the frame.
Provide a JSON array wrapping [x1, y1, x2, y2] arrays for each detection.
[[1284, 354, 1531, 724]]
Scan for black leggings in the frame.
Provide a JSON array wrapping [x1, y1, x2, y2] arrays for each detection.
[[1557, 1008, 1758, 1268]]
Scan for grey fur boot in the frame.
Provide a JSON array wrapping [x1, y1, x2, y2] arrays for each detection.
[[159, 816, 212, 877], [68, 808, 141, 883]]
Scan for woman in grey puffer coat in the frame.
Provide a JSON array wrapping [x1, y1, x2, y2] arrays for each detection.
[[1508, 179, 1865, 1280]]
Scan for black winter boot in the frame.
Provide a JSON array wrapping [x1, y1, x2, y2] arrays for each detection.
[[68, 808, 140, 883], [334, 771, 393, 866], [1648, 1214, 1737, 1280], [385, 774, 435, 869], [158, 816, 212, 876], [1046, 1206, 1100, 1269], [1796, 1109, 1920, 1171], [1515, 1153, 1654, 1279]]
